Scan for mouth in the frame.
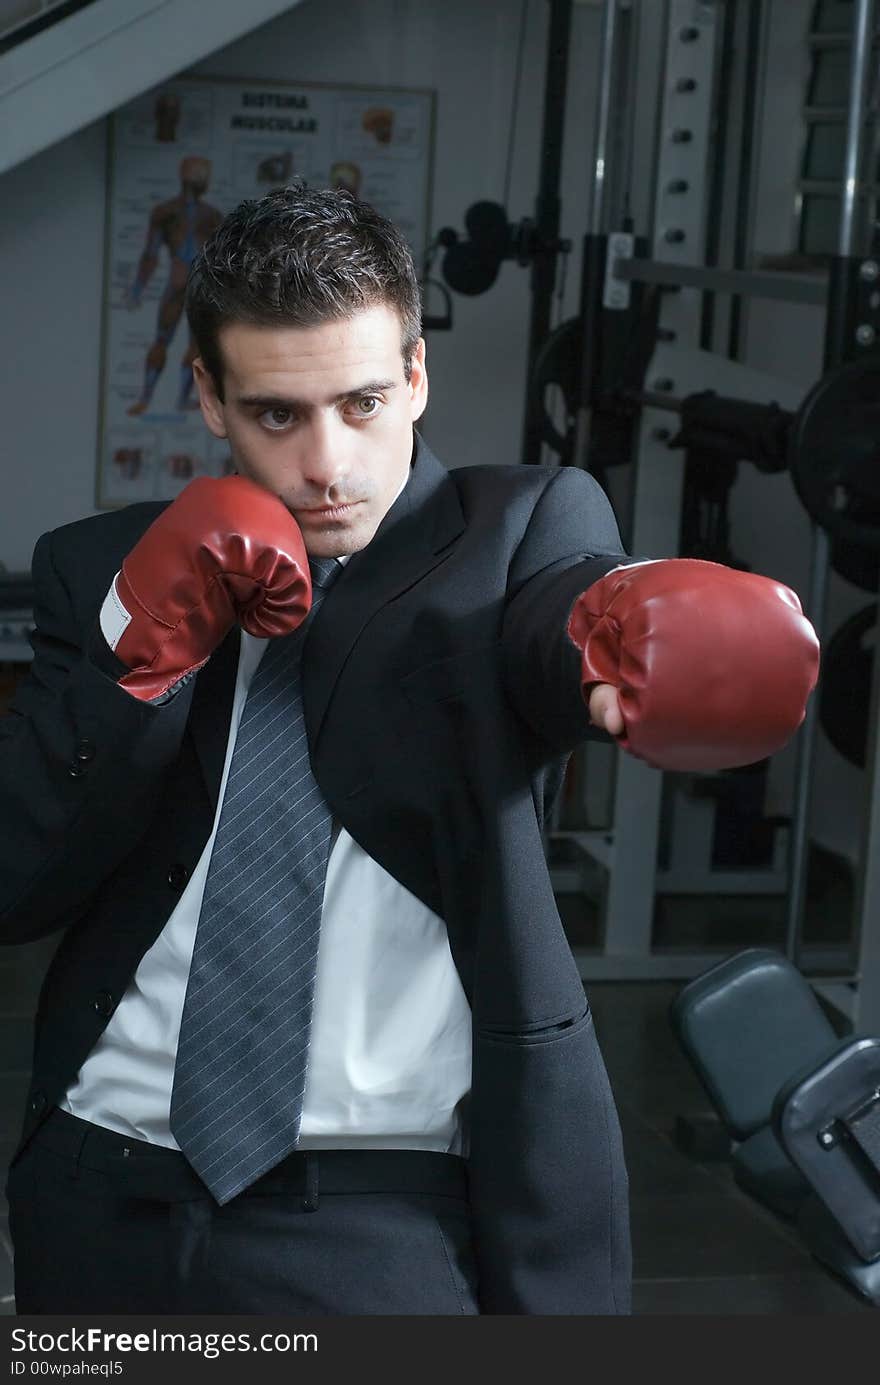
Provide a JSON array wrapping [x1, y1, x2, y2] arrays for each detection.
[[298, 502, 362, 523]]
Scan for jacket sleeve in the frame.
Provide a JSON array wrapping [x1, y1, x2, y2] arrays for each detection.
[[501, 465, 633, 753], [0, 528, 196, 944]]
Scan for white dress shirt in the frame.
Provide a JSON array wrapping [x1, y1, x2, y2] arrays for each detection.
[[63, 498, 473, 1156]]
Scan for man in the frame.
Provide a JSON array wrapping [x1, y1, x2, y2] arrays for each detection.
[[1, 183, 818, 1315]]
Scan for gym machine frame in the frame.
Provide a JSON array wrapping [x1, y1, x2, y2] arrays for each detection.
[[549, 0, 880, 1031]]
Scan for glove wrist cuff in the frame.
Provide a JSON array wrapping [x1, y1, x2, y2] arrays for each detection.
[[98, 572, 132, 652]]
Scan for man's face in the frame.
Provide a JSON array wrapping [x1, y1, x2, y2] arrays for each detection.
[[192, 305, 427, 558]]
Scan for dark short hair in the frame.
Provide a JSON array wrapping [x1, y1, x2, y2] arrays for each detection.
[[186, 181, 422, 398]]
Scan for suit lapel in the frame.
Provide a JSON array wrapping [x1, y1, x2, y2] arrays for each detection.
[[303, 433, 464, 748]]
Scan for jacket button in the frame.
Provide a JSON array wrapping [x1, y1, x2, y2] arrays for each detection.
[[68, 762, 88, 778], [167, 863, 189, 892], [74, 738, 96, 762], [93, 990, 115, 1019], [29, 1090, 47, 1115]]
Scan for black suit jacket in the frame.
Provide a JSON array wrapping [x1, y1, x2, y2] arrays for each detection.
[[0, 436, 632, 1314]]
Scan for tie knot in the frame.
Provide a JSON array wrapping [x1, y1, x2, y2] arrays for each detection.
[[309, 556, 342, 590]]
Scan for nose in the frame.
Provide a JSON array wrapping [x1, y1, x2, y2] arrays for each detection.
[[297, 412, 349, 495]]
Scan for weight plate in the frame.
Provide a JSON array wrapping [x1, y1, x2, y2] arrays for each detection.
[[531, 316, 580, 455], [818, 603, 875, 768], [790, 359, 880, 551], [831, 539, 880, 592]]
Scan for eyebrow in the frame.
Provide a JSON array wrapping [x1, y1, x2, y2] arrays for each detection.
[[236, 380, 398, 410]]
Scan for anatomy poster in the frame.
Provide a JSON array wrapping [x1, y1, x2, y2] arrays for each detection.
[[97, 76, 435, 507]]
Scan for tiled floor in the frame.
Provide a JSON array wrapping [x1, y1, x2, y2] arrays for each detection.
[[0, 932, 873, 1315]]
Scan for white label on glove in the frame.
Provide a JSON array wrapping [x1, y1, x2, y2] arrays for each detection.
[[605, 559, 663, 575], [99, 572, 132, 652]]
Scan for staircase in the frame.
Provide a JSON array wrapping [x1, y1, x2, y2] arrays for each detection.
[[797, 0, 880, 258], [0, 0, 303, 177], [0, 2, 97, 55]]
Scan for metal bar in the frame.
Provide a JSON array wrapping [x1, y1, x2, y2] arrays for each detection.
[[624, 384, 795, 424], [799, 178, 880, 194], [848, 3, 880, 1030], [852, 596, 880, 1028], [811, 981, 859, 1025], [803, 106, 848, 121], [645, 0, 671, 242], [840, 0, 875, 254], [742, 0, 776, 362], [570, 0, 623, 474], [700, 0, 739, 352], [783, 527, 830, 963], [808, 32, 880, 50], [590, 0, 621, 235], [613, 256, 827, 303], [786, 0, 876, 970], [737, 0, 772, 358], [519, 0, 573, 465], [629, 388, 684, 412], [583, 0, 719, 979], [617, 0, 640, 223], [864, 32, 880, 242]]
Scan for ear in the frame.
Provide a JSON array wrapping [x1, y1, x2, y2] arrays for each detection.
[[408, 338, 428, 422], [192, 357, 228, 439]]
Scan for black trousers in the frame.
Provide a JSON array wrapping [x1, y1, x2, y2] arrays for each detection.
[[6, 1108, 480, 1315]]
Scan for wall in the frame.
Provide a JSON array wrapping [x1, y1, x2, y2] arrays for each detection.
[[0, 0, 604, 572]]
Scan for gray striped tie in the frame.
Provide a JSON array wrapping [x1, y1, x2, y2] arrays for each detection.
[[170, 556, 342, 1204]]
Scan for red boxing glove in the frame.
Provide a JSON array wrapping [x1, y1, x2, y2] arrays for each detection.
[[567, 559, 820, 771], [100, 476, 312, 701]]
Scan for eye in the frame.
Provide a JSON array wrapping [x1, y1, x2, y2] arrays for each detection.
[[259, 407, 294, 431], [350, 395, 383, 418]]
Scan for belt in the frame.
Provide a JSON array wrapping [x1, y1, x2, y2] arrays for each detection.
[[30, 1108, 469, 1209]]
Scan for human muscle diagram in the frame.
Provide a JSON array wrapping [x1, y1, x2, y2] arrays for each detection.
[[98, 78, 433, 508]]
